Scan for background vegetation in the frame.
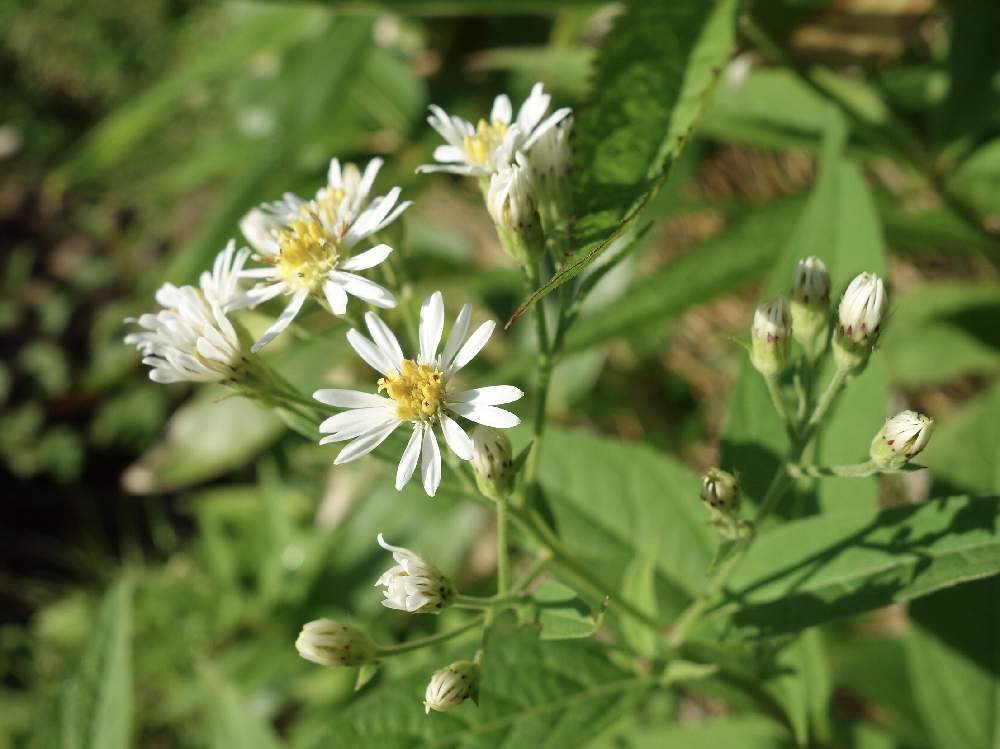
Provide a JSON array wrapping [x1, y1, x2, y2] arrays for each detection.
[[1, 0, 999, 747]]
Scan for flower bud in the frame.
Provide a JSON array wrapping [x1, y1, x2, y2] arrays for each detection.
[[750, 298, 792, 376], [424, 660, 480, 714], [870, 410, 934, 470], [470, 426, 515, 500], [833, 272, 886, 373], [486, 153, 544, 266], [375, 534, 455, 614], [527, 116, 572, 215], [789, 256, 830, 356], [295, 619, 377, 667], [700, 468, 741, 514]]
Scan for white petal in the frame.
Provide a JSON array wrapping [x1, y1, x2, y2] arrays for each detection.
[[346, 329, 397, 375], [432, 145, 466, 163], [314, 389, 393, 408], [420, 425, 442, 497], [319, 408, 391, 436], [334, 421, 400, 465], [239, 209, 279, 255], [327, 157, 343, 188], [226, 281, 285, 311], [239, 267, 277, 279], [365, 312, 404, 370], [450, 403, 520, 428], [446, 320, 494, 374], [323, 279, 349, 315], [491, 94, 512, 125], [516, 83, 549, 134], [449, 385, 523, 406], [441, 304, 471, 371], [395, 425, 424, 491], [331, 272, 396, 309], [440, 414, 473, 461], [415, 163, 485, 177], [250, 290, 307, 352], [347, 187, 402, 244], [357, 157, 383, 203], [419, 291, 444, 364], [522, 107, 572, 150], [340, 243, 393, 271]]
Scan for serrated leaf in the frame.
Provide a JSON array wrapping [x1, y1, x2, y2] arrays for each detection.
[[33, 581, 133, 749], [510, 0, 738, 322], [711, 494, 1000, 639]]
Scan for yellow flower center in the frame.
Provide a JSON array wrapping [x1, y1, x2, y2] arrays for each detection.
[[273, 210, 340, 293], [378, 359, 444, 421], [463, 118, 508, 167]]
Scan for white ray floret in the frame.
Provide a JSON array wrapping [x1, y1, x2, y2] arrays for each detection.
[[418, 82, 571, 177], [313, 291, 523, 497], [374, 534, 454, 614], [232, 156, 410, 353]]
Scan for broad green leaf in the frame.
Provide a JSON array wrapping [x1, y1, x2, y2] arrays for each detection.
[[620, 552, 659, 656], [882, 283, 1000, 387], [595, 716, 793, 749], [313, 626, 646, 748], [762, 630, 831, 747], [907, 576, 1000, 749], [710, 494, 1000, 639], [564, 198, 805, 353], [34, 581, 133, 749], [510, 0, 738, 322], [922, 380, 1000, 497], [524, 579, 605, 640], [200, 665, 285, 749], [539, 427, 714, 620]]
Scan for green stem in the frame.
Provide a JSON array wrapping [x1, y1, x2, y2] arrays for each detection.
[[513, 553, 551, 592], [523, 262, 554, 489], [764, 374, 794, 440], [787, 460, 878, 479], [454, 592, 527, 609], [376, 617, 484, 657], [496, 498, 510, 595], [803, 367, 848, 441]]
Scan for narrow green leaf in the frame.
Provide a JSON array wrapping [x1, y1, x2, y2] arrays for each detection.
[[762, 630, 831, 747], [510, 0, 739, 322], [712, 494, 1000, 639], [620, 552, 659, 656], [922, 380, 1000, 497]]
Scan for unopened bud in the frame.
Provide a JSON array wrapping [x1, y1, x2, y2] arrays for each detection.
[[375, 534, 454, 614], [295, 619, 377, 667], [870, 410, 934, 470], [789, 256, 830, 356], [750, 298, 792, 376], [527, 116, 572, 215], [833, 272, 887, 374], [424, 660, 480, 714], [471, 426, 514, 500], [486, 153, 544, 266], [700, 468, 748, 540]]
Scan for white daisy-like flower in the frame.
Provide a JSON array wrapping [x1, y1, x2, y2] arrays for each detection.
[[313, 291, 523, 497], [232, 157, 410, 352], [199, 239, 251, 308], [374, 534, 454, 614], [417, 82, 571, 177]]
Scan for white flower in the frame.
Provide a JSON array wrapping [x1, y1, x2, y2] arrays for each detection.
[[125, 278, 243, 385], [527, 115, 572, 192], [486, 151, 537, 233], [418, 82, 571, 177], [871, 410, 934, 468], [790, 256, 830, 307], [375, 534, 454, 614], [424, 660, 479, 714], [295, 619, 376, 667], [313, 291, 523, 497], [199, 239, 251, 308], [232, 156, 410, 352], [838, 272, 886, 343]]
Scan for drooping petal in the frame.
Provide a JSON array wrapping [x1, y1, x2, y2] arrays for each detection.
[[420, 425, 442, 497], [449, 385, 523, 406], [446, 320, 495, 374], [395, 424, 424, 491], [440, 414, 473, 461], [250, 290, 308, 353], [419, 291, 445, 365], [450, 402, 520, 429]]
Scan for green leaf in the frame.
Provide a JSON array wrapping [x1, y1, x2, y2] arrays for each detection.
[[200, 664, 285, 749], [710, 494, 1000, 639], [596, 716, 793, 749], [620, 552, 659, 656], [510, 0, 738, 322], [907, 576, 1000, 749], [762, 630, 831, 747], [315, 626, 647, 748], [524, 579, 605, 641], [538, 427, 715, 620], [922, 381, 1000, 497], [34, 581, 133, 749]]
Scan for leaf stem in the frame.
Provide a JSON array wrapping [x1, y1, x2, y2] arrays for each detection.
[[376, 616, 484, 657], [496, 498, 510, 595], [454, 592, 528, 609], [803, 367, 848, 442], [764, 374, 795, 440], [787, 460, 877, 478]]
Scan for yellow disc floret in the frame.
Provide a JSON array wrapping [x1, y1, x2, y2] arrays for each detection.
[[379, 359, 445, 421], [273, 210, 340, 293], [463, 118, 508, 167]]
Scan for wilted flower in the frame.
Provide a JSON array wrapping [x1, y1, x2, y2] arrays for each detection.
[[750, 298, 792, 376], [295, 619, 377, 667], [375, 534, 454, 614], [314, 292, 523, 497], [486, 152, 543, 264], [870, 410, 934, 469], [423, 660, 480, 714], [470, 426, 515, 500], [418, 82, 570, 178], [232, 156, 410, 352]]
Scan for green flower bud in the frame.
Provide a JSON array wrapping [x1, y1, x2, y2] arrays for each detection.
[[789, 256, 830, 357], [486, 153, 544, 267], [833, 272, 887, 374], [471, 426, 514, 500], [295, 619, 377, 668], [700, 468, 748, 540], [870, 410, 934, 470], [424, 660, 480, 714], [750, 298, 792, 376]]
